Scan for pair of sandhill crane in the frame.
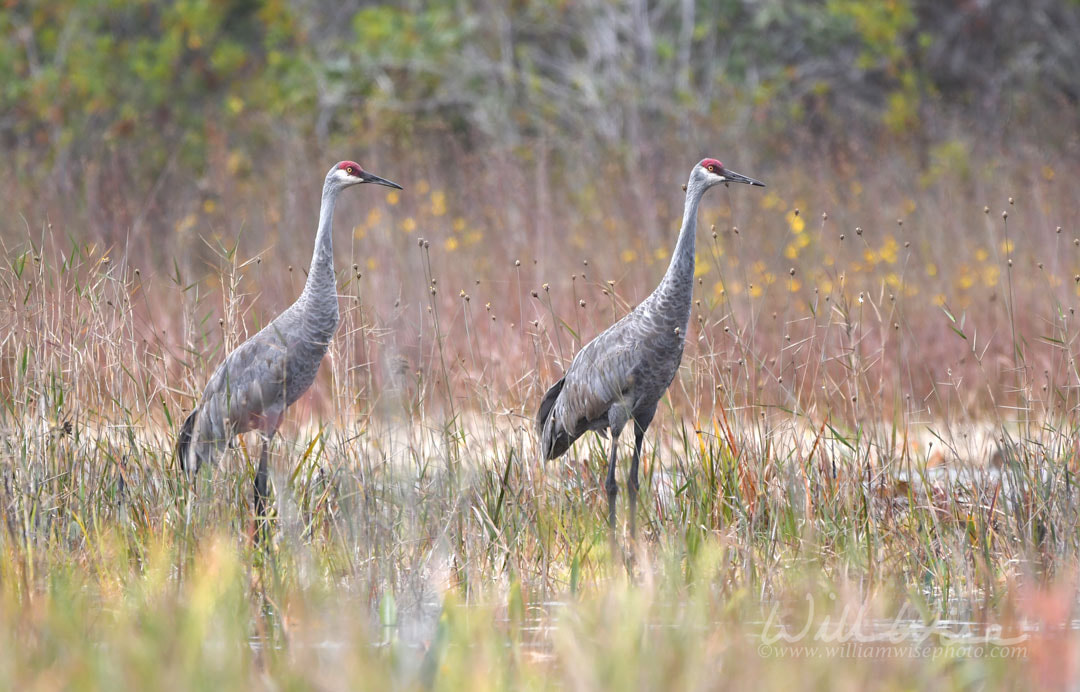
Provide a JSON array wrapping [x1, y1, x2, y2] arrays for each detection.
[[176, 157, 763, 540]]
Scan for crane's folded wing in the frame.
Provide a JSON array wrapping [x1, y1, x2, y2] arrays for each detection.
[[199, 336, 289, 436], [557, 339, 640, 435]]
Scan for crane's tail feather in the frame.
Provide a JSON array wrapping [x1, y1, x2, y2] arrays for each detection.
[[536, 377, 564, 431], [175, 408, 199, 474], [542, 425, 572, 461], [537, 377, 572, 460]]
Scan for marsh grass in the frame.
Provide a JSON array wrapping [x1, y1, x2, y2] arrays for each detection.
[[1, 144, 1079, 688]]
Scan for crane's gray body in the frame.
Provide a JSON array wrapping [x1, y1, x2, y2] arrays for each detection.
[[175, 161, 399, 542], [176, 274, 339, 472], [537, 256, 691, 459], [537, 160, 763, 536], [176, 164, 356, 473]]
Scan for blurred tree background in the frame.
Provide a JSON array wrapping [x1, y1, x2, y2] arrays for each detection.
[[4, 0, 1078, 221]]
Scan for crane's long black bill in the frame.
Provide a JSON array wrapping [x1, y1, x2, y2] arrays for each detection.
[[725, 170, 765, 187], [363, 173, 403, 190]]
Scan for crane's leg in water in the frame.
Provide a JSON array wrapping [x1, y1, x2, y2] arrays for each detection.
[[605, 430, 621, 532], [254, 436, 271, 546], [629, 421, 645, 540]]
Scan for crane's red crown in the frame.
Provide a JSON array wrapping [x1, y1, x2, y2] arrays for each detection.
[[700, 158, 723, 173], [337, 161, 364, 176]]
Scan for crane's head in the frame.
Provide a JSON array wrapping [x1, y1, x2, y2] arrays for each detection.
[[328, 160, 403, 190], [692, 158, 765, 190]]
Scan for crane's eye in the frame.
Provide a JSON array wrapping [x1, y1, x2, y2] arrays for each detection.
[[708, 164, 718, 173], [346, 166, 355, 175]]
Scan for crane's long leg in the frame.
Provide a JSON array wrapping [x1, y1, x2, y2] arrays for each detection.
[[604, 431, 621, 531], [628, 421, 645, 540], [254, 436, 271, 546]]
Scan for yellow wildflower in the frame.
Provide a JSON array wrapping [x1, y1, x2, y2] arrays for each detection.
[[176, 213, 197, 233], [879, 236, 899, 264], [431, 190, 447, 216], [695, 254, 709, 277], [786, 209, 805, 234], [761, 190, 784, 210]]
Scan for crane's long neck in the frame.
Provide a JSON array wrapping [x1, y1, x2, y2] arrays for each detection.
[[302, 180, 340, 299], [651, 176, 706, 330]]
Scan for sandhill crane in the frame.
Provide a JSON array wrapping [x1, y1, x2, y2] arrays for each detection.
[[176, 160, 401, 532], [537, 158, 764, 538]]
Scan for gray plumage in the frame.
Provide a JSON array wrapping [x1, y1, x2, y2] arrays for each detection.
[[176, 160, 401, 528], [537, 158, 764, 537]]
